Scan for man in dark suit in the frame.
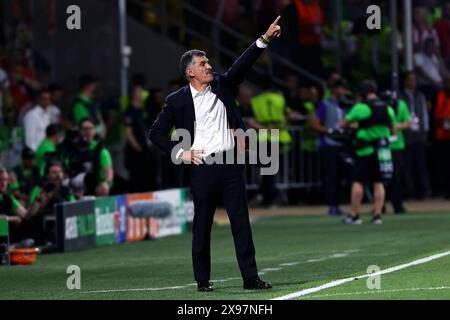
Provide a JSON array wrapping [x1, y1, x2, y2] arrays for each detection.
[[149, 16, 282, 292]]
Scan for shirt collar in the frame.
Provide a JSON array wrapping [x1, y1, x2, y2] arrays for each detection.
[[190, 84, 211, 99]]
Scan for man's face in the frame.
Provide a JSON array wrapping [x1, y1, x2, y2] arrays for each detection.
[[80, 121, 96, 143], [51, 90, 63, 104], [413, 7, 427, 25], [46, 165, 64, 183], [187, 56, 213, 84], [23, 158, 34, 170], [309, 86, 320, 103], [285, 74, 299, 92], [154, 91, 165, 105], [85, 82, 98, 97], [298, 87, 310, 102], [333, 86, 348, 99], [238, 86, 253, 106], [39, 92, 52, 108], [131, 86, 144, 107], [0, 173, 9, 193], [405, 74, 417, 89], [328, 72, 341, 86]]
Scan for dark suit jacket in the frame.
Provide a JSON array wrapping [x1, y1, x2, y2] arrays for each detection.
[[149, 42, 265, 156]]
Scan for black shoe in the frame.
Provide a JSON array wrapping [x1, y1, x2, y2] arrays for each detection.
[[371, 215, 383, 225], [197, 281, 214, 292], [343, 214, 362, 225], [243, 277, 272, 290]]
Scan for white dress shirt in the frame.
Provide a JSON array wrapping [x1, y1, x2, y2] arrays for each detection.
[[48, 104, 62, 124], [177, 38, 268, 159], [23, 105, 52, 151], [188, 84, 235, 158]]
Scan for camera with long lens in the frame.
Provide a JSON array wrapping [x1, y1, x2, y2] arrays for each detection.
[[379, 90, 397, 109], [62, 173, 86, 192], [62, 172, 98, 193]]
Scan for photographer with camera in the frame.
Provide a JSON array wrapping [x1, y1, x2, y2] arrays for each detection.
[[66, 118, 113, 196], [26, 161, 75, 245], [311, 78, 351, 216], [340, 80, 396, 225]]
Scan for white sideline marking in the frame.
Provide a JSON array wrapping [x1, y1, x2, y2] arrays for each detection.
[[307, 252, 351, 263], [83, 283, 197, 294], [300, 286, 450, 299], [82, 277, 242, 294], [279, 262, 299, 267], [81, 251, 356, 295], [273, 250, 450, 300], [261, 268, 282, 272]]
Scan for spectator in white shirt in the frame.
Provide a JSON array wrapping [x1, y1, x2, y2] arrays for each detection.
[[414, 37, 448, 97], [23, 89, 53, 151]]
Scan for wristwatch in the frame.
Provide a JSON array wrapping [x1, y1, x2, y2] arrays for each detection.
[[260, 34, 270, 45]]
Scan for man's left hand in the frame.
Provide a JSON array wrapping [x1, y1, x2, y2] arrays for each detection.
[[264, 15, 282, 40]]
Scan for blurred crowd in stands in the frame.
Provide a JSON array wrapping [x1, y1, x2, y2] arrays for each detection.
[[1, 0, 450, 245]]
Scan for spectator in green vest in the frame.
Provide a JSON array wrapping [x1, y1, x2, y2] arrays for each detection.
[[66, 118, 113, 197], [340, 80, 396, 225], [72, 75, 107, 139], [8, 147, 40, 206]]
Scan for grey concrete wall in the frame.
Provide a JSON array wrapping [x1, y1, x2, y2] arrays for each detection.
[[26, 0, 186, 96], [127, 17, 186, 90], [29, 0, 121, 95]]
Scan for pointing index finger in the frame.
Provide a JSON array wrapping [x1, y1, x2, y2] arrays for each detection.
[[273, 15, 281, 26]]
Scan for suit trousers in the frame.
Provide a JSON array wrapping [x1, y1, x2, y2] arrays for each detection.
[[190, 162, 258, 282]]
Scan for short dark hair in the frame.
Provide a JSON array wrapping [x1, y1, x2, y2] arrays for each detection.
[[356, 80, 378, 97], [21, 147, 35, 159], [79, 74, 97, 90], [46, 124, 63, 138], [179, 49, 206, 81], [79, 117, 94, 128], [331, 78, 349, 90], [44, 160, 64, 176]]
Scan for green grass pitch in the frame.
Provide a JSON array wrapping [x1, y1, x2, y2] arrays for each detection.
[[1, 211, 450, 300]]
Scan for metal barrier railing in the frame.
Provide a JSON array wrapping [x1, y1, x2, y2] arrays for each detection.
[[243, 126, 321, 191]]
